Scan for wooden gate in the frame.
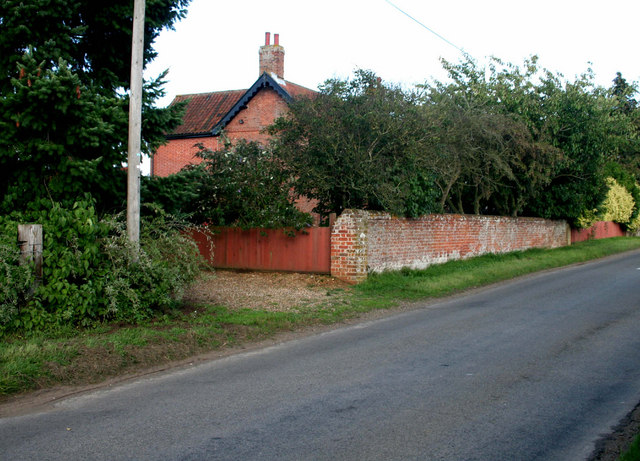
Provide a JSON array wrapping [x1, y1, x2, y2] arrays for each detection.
[[190, 227, 331, 274]]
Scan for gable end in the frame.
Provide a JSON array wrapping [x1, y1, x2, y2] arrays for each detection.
[[212, 73, 292, 135]]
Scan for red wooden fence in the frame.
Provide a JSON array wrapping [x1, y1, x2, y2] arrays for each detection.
[[188, 219, 629, 281], [190, 227, 331, 274], [571, 221, 625, 243]]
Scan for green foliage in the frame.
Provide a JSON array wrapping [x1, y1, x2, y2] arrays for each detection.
[[270, 59, 637, 222], [0, 1, 189, 212], [270, 70, 441, 217], [577, 175, 639, 229], [420, 57, 562, 216], [0, 53, 128, 212], [425, 56, 632, 221], [141, 167, 208, 219], [604, 161, 640, 223], [620, 432, 640, 461], [145, 140, 313, 229], [600, 177, 635, 224], [0, 0, 191, 92], [195, 140, 313, 228], [0, 220, 33, 327], [0, 201, 203, 335]]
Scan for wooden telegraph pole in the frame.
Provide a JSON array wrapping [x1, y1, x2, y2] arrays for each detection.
[[127, 0, 145, 256]]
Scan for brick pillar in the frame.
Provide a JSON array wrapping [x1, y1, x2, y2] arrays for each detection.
[[330, 210, 369, 283]]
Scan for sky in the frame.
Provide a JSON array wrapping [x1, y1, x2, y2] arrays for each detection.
[[145, 0, 640, 108]]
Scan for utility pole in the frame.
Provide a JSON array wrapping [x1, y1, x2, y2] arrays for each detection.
[[127, 0, 145, 256]]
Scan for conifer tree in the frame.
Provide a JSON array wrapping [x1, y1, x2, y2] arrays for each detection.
[[0, 0, 190, 212]]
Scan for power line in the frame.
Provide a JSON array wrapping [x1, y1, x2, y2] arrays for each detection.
[[384, 0, 467, 56]]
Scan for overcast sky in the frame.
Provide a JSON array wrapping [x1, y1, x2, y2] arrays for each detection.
[[144, 0, 639, 107]]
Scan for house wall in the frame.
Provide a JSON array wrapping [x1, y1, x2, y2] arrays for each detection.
[[152, 137, 217, 177], [223, 87, 289, 144], [330, 210, 571, 283], [152, 88, 289, 177]]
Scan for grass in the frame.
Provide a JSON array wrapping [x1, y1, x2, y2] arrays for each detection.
[[1, 237, 639, 400], [357, 237, 640, 303], [620, 434, 640, 461]]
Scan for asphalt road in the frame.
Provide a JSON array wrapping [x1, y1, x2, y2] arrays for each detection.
[[2, 250, 640, 461]]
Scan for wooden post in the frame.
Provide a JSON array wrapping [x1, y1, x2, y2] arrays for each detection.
[[17, 224, 43, 286], [127, 0, 145, 257]]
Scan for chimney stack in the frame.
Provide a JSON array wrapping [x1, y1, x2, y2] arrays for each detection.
[[259, 31, 284, 80]]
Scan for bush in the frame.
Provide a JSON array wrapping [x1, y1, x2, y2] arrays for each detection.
[[141, 167, 208, 220], [144, 140, 313, 229], [0, 220, 33, 328], [0, 200, 203, 334], [601, 177, 635, 224], [575, 176, 638, 229]]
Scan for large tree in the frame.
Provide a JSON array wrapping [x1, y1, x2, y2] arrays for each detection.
[[270, 70, 439, 217], [0, 0, 189, 213], [608, 72, 640, 177], [427, 56, 635, 223], [420, 58, 561, 217]]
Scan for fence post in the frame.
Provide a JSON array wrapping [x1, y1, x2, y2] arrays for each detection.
[[17, 224, 43, 286]]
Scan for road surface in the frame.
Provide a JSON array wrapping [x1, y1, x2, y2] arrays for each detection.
[[1, 250, 639, 460]]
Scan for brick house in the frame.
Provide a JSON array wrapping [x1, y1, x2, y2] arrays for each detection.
[[151, 32, 316, 177]]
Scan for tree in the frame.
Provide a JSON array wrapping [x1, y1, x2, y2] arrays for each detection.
[[427, 56, 636, 223], [524, 70, 623, 221], [0, 0, 189, 213], [608, 72, 640, 176], [142, 140, 313, 229], [270, 70, 439, 217], [421, 57, 561, 216], [611, 72, 638, 115]]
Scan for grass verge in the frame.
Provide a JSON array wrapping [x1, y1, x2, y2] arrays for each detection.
[[2, 237, 640, 400], [621, 434, 640, 461]]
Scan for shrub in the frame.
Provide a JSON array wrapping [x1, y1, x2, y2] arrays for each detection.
[[0, 219, 33, 328], [576, 176, 637, 228], [601, 177, 635, 224], [0, 200, 203, 334], [141, 167, 208, 220], [144, 140, 313, 229]]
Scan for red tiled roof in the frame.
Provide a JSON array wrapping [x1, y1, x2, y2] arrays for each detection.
[[170, 89, 247, 137], [167, 77, 316, 138], [281, 80, 317, 99]]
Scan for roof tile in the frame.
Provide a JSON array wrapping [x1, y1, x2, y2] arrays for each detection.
[[167, 77, 316, 138], [170, 89, 247, 137]]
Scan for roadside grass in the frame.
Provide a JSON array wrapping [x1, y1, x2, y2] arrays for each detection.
[[356, 237, 640, 303], [620, 434, 640, 461], [1, 237, 639, 400]]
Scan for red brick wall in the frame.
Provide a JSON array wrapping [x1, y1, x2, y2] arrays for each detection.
[[259, 44, 285, 79], [570, 221, 625, 243], [331, 210, 570, 283], [223, 88, 289, 144], [152, 137, 217, 177], [152, 88, 289, 177]]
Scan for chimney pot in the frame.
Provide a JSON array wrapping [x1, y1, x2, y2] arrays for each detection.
[[274, 34, 279, 46], [265, 32, 270, 46]]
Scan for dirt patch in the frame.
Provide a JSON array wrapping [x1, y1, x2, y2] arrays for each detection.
[[184, 270, 352, 311]]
